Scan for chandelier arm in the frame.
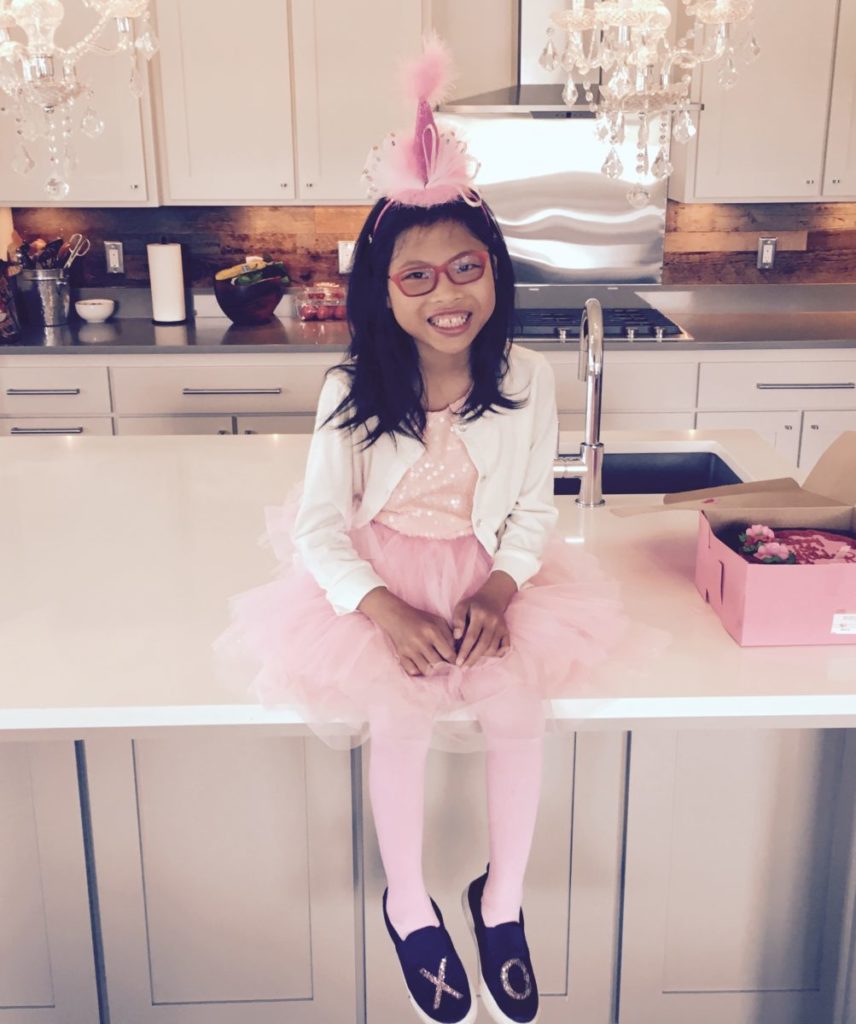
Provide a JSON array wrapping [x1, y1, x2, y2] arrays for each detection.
[[63, 12, 124, 61]]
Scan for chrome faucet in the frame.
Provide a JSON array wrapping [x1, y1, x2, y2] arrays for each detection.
[[553, 297, 605, 508]]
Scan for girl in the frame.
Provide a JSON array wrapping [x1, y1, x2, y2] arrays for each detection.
[[215, 38, 633, 1024]]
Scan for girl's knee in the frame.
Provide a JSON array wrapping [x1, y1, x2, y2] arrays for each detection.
[[475, 689, 546, 746]]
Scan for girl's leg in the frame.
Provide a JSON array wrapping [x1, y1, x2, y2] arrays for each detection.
[[474, 689, 546, 927], [368, 707, 439, 939]]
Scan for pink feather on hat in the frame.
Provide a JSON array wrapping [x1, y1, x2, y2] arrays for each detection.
[[362, 33, 481, 213]]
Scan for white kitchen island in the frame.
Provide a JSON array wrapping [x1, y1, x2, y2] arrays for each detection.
[[0, 430, 854, 1024]]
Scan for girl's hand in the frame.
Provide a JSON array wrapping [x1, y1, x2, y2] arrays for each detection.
[[451, 571, 516, 668], [358, 587, 457, 677]]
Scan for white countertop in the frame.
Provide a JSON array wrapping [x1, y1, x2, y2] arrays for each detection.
[[2, 429, 854, 739]]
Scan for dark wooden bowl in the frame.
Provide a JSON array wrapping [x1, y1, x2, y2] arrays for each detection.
[[213, 275, 286, 326]]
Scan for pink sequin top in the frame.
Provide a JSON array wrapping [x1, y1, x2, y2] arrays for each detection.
[[373, 404, 478, 539]]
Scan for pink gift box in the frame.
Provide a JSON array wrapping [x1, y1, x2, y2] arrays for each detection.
[[618, 432, 856, 647]]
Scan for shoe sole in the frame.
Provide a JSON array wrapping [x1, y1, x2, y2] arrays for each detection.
[[461, 887, 539, 1024], [407, 992, 478, 1024]]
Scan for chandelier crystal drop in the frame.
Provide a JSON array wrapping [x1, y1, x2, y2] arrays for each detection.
[[0, 0, 157, 196], [543, 0, 759, 204]]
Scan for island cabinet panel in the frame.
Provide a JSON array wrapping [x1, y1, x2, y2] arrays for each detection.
[[84, 735, 357, 1024], [152, 0, 296, 203], [363, 732, 629, 1024], [798, 409, 856, 475], [236, 414, 317, 435], [0, 743, 99, 1024], [697, 362, 856, 413], [619, 730, 856, 1024], [695, 410, 802, 468]]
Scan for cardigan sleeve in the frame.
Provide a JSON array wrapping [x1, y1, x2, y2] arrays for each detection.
[[291, 373, 388, 616], [491, 356, 560, 588]]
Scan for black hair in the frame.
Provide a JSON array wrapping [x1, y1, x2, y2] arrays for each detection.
[[323, 196, 525, 449]]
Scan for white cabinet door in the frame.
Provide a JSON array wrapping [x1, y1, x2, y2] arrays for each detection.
[[291, 0, 424, 201], [683, 0, 839, 201], [695, 410, 801, 468], [798, 409, 856, 472], [153, 0, 296, 203], [0, 743, 99, 1024], [824, 0, 856, 196], [85, 734, 358, 1024], [0, 0, 153, 204], [619, 730, 856, 1024], [1, 417, 113, 436]]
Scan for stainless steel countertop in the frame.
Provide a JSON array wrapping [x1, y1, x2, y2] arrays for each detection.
[[2, 283, 855, 354]]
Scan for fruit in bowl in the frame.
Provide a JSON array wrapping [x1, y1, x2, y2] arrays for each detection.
[[213, 255, 290, 326]]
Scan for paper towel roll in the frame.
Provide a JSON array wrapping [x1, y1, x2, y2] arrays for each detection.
[[147, 242, 187, 324]]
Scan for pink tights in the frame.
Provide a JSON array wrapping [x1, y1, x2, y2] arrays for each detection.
[[369, 691, 545, 939]]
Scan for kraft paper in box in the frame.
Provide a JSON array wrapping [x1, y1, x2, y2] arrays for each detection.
[[147, 242, 186, 324]]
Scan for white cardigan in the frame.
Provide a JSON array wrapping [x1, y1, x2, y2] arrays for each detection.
[[292, 344, 560, 615]]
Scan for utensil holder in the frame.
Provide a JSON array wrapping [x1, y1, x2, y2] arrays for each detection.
[[18, 268, 71, 327]]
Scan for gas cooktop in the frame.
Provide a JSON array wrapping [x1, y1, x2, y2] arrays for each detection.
[[515, 307, 688, 342]]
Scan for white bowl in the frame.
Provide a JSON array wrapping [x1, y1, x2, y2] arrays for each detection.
[[75, 298, 116, 323]]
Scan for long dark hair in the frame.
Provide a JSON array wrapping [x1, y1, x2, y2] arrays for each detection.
[[323, 197, 524, 448]]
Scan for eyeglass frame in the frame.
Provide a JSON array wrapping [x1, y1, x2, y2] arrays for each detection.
[[387, 249, 490, 297]]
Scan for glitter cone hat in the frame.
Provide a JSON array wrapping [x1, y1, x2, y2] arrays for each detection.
[[362, 33, 481, 213]]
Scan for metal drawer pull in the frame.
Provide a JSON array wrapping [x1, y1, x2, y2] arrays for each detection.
[[755, 382, 855, 390], [10, 426, 85, 434], [181, 387, 284, 396], [6, 387, 82, 396]]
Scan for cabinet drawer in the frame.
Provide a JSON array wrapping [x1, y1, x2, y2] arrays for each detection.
[[2, 417, 113, 436], [698, 362, 856, 411], [552, 361, 698, 412], [0, 367, 111, 416], [110, 365, 327, 415]]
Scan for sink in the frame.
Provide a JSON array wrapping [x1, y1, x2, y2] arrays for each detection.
[[554, 451, 742, 496]]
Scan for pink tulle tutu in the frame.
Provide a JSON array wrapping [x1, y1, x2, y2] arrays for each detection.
[[213, 496, 663, 749]]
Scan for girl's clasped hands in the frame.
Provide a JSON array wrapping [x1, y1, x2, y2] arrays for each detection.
[[360, 572, 515, 677]]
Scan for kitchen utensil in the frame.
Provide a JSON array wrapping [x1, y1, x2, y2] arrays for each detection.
[[37, 238, 64, 268], [63, 233, 91, 271], [18, 268, 70, 326], [75, 298, 115, 323]]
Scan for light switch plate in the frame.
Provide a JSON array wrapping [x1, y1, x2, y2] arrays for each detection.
[[104, 240, 124, 274], [338, 240, 356, 274], [757, 236, 777, 270]]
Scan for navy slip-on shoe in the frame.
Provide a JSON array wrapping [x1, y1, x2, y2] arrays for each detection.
[[383, 890, 476, 1024], [462, 871, 539, 1024]]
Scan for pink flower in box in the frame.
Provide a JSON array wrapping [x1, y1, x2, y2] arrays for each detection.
[[753, 541, 796, 564], [745, 524, 775, 544]]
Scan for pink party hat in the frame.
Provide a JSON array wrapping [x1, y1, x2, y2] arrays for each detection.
[[363, 33, 481, 212]]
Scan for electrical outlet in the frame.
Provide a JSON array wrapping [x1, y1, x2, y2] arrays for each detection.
[[757, 236, 777, 270], [338, 240, 356, 274], [104, 240, 124, 274]]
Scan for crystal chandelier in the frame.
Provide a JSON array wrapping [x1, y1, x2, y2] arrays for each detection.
[[541, 0, 760, 206], [0, 0, 158, 198]]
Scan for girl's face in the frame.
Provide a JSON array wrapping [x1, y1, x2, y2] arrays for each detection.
[[386, 221, 496, 364]]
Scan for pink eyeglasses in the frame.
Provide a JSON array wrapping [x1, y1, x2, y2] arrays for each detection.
[[388, 249, 489, 297]]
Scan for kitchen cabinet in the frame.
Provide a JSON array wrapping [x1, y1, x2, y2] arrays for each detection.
[[115, 415, 232, 435], [0, 0, 156, 206], [619, 729, 856, 1024], [83, 733, 358, 1024], [552, 358, 698, 424], [152, 0, 296, 204], [797, 409, 856, 473], [290, 1, 425, 201], [668, 0, 855, 202], [0, 417, 113, 436], [696, 360, 856, 470], [152, 0, 425, 205], [0, 742, 99, 1024], [825, 0, 856, 196], [695, 410, 801, 467]]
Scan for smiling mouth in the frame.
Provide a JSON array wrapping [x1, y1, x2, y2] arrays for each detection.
[[427, 312, 472, 330]]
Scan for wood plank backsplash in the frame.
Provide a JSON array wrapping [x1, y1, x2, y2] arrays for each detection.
[[10, 200, 856, 289]]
